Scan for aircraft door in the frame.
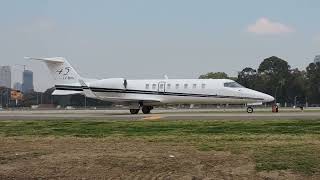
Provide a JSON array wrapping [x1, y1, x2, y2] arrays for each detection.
[[158, 81, 166, 93]]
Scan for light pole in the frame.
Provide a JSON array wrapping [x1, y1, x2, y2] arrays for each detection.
[[0, 80, 3, 107], [6, 88, 9, 108], [305, 97, 308, 108], [37, 92, 39, 105], [0, 89, 2, 107], [84, 95, 87, 109], [274, 87, 278, 104]]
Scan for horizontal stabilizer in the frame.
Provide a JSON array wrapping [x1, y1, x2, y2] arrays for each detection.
[[25, 57, 65, 63], [52, 90, 81, 95]]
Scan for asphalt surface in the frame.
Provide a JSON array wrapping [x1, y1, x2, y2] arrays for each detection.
[[0, 109, 319, 120]]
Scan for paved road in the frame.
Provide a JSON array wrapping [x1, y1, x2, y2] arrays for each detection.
[[0, 109, 319, 120]]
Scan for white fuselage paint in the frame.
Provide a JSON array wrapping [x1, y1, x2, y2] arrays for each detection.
[[29, 57, 274, 107], [79, 78, 274, 105]]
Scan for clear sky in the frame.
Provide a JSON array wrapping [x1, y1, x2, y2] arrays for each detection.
[[0, 0, 319, 91]]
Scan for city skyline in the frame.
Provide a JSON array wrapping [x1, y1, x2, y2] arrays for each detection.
[[0, 66, 11, 88], [0, 65, 34, 93]]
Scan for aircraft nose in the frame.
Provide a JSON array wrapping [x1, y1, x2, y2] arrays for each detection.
[[263, 94, 275, 102], [243, 88, 274, 102]]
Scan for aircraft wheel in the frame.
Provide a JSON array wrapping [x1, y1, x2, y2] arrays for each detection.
[[130, 109, 140, 114], [247, 107, 253, 113], [142, 106, 152, 114]]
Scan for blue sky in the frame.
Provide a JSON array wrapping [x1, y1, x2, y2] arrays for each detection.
[[0, 0, 319, 91]]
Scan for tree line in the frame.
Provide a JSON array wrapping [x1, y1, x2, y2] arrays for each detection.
[[199, 56, 320, 106]]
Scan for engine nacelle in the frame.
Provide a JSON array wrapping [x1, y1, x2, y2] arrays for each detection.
[[88, 78, 127, 89]]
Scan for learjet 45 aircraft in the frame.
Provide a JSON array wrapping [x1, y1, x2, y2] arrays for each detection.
[[28, 57, 274, 114]]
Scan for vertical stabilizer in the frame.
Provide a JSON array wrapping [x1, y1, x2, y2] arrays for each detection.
[[26, 57, 81, 86]]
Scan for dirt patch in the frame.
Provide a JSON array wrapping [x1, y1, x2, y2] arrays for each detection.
[[0, 137, 317, 179]]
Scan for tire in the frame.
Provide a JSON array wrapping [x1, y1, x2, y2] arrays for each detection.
[[142, 106, 152, 114], [247, 107, 253, 113], [130, 109, 140, 114]]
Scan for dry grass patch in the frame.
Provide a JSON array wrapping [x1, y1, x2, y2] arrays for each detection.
[[0, 119, 319, 179]]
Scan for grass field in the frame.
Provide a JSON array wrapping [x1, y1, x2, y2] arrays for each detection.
[[0, 119, 320, 179]]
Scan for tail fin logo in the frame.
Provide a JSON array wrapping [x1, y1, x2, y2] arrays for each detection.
[[56, 67, 75, 80], [56, 67, 71, 75]]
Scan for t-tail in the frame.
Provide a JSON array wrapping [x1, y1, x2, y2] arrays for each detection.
[[26, 57, 95, 97]]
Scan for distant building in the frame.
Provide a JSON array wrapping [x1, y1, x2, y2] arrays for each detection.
[[22, 70, 34, 93], [314, 55, 320, 64], [13, 82, 22, 91], [0, 66, 11, 88]]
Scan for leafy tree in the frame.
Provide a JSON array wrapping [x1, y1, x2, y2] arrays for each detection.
[[235, 56, 308, 105], [237, 67, 258, 89], [258, 56, 291, 104], [199, 72, 229, 79], [287, 68, 307, 104], [258, 56, 290, 75], [21, 92, 38, 107], [305, 62, 320, 104]]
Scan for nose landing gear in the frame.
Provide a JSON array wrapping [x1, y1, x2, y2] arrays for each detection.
[[247, 107, 253, 113]]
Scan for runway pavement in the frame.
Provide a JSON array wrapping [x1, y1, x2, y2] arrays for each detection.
[[0, 108, 319, 121]]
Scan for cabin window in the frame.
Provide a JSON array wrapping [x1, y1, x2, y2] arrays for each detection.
[[175, 84, 180, 89], [224, 82, 244, 88], [193, 84, 197, 89], [167, 84, 171, 89], [159, 84, 164, 89], [145, 84, 150, 89], [201, 84, 206, 89], [152, 84, 157, 90], [184, 84, 188, 89]]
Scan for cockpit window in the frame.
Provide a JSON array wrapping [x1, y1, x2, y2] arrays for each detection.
[[224, 82, 244, 88]]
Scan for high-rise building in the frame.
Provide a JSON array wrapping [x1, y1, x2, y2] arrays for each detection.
[[314, 55, 320, 64], [22, 70, 34, 93], [0, 66, 11, 88], [13, 82, 22, 91]]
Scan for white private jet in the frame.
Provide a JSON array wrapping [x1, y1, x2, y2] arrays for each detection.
[[28, 57, 274, 114]]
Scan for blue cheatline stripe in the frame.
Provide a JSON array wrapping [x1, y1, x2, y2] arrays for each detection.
[[54, 85, 264, 101]]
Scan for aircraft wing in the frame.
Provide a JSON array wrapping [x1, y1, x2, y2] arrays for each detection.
[[98, 97, 161, 105]]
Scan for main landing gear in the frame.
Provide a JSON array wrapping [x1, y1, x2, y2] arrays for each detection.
[[247, 107, 254, 113], [130, 109, 140, 114], [130, 106, 153, 114]]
